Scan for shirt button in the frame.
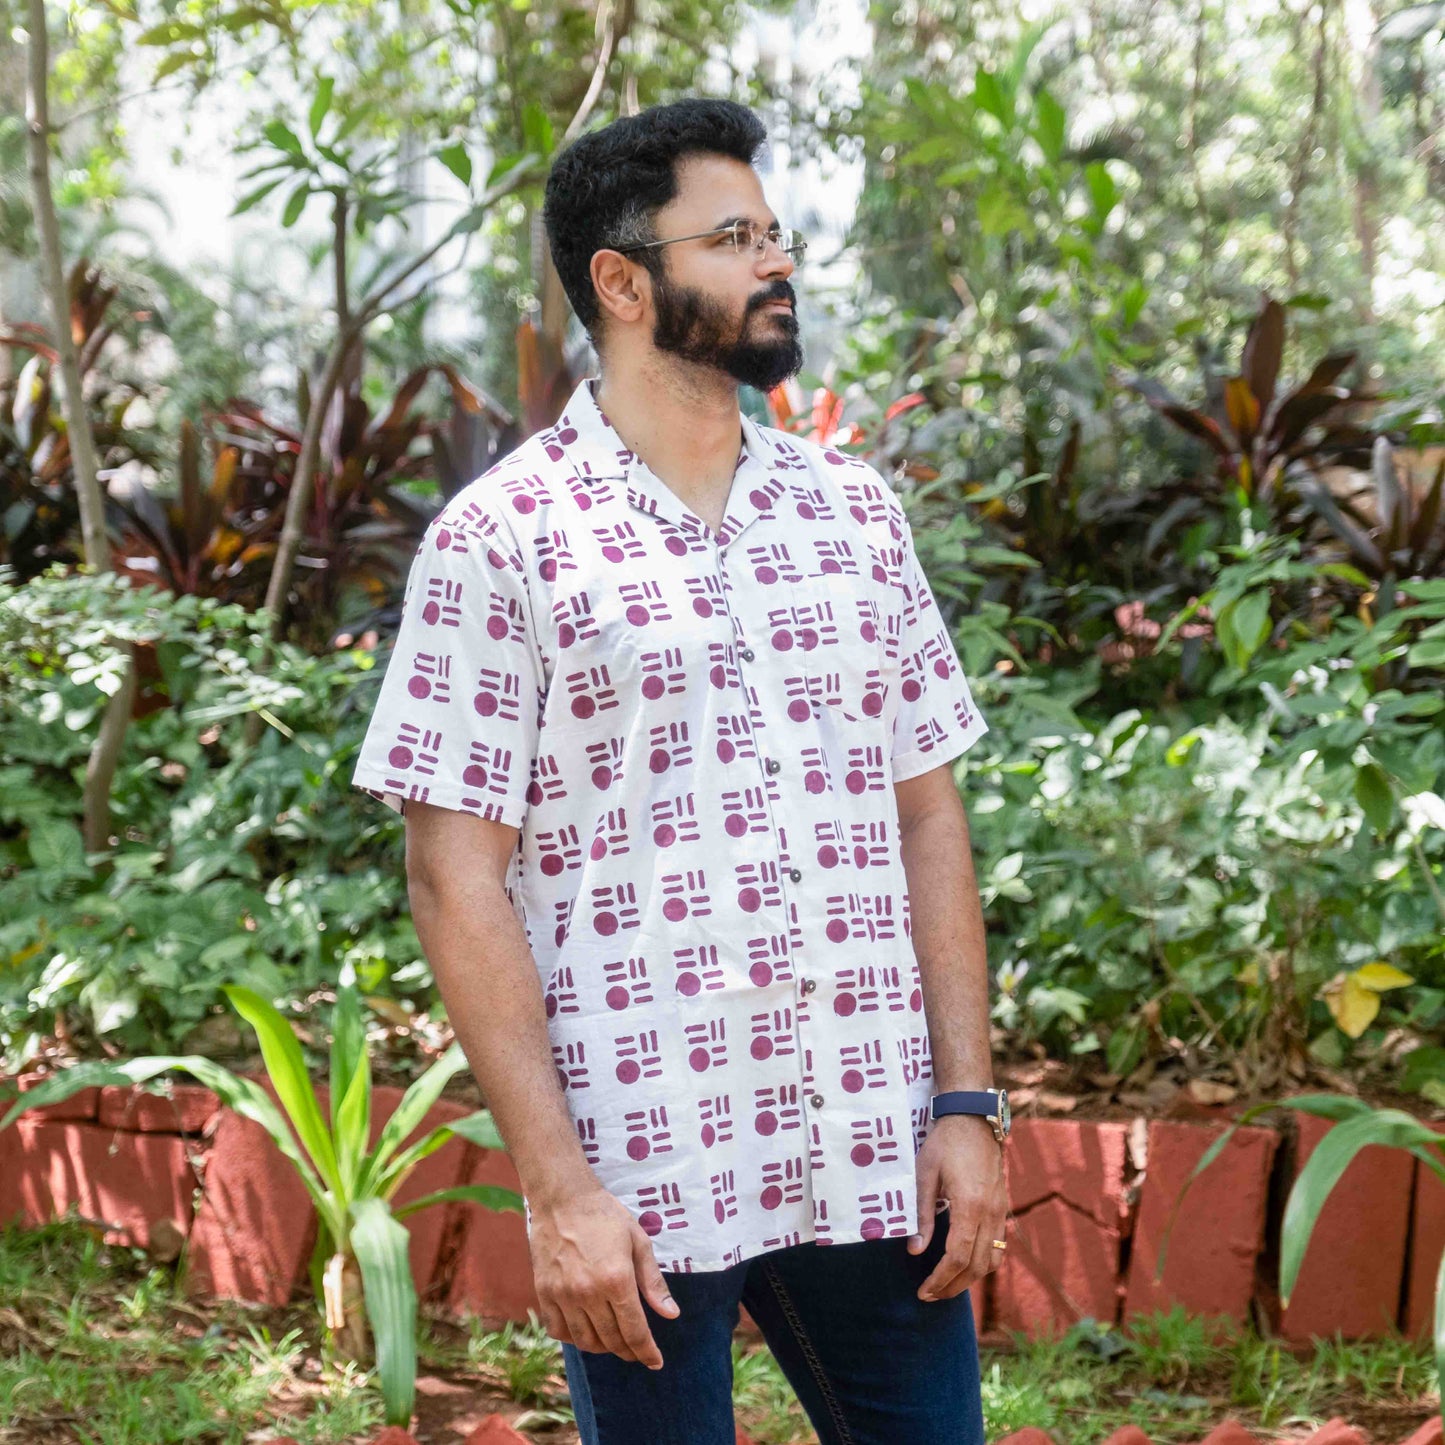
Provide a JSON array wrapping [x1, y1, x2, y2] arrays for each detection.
[[800, 978, 816, 994], [810, 1094, 825, 1109], [765, 758, 781, 774], [740, 647, 755, 662], [788, 867, 802, 882]]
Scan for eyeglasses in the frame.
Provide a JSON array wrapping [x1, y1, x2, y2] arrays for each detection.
[[614, 220, 807, 265]]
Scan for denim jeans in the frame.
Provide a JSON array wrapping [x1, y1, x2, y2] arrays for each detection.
[[560, 1208, 986, 1445]]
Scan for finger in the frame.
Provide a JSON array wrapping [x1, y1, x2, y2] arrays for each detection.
[[585, 1299, 637, 1363], [983, 1216, 1011, 1274], [561, 1302, 607, 1356], [632, 1230, 681, 1321], [909, 1164, 940, 1255], [609, 1294, 664, 1371], [918, 1209, 982, 1300], [960, 1214, 1000, 1287], [540, 1303, 575, 1345]]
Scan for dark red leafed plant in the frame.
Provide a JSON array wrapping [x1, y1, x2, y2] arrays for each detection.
[[1128, 294, 1378, 508]]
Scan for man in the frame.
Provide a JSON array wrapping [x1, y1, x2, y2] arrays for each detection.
[[353, 96, 1009, 1445]]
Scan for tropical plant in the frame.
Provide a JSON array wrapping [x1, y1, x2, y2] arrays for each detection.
[[0, 980, 522, 1428], [1158, 1094, 1445, 1403], [1129, 294, 1378, 512], [1294, 436, 1445, 595]]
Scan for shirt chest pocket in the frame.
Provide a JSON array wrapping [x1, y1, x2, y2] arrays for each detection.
[[788, 570, 891, 727]]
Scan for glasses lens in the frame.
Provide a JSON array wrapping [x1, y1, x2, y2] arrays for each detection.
[[780, 228, 806, 263]]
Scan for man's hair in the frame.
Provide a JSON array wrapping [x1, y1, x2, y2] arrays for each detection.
[[542, 98, 769, 346]]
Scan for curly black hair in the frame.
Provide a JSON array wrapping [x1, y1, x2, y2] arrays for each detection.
[[542, 98, 770, 347]]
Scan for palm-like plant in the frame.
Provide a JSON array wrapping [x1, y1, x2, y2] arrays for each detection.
[[0, 981, 522, 1428]]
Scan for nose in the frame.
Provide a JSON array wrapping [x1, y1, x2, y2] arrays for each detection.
[[755, 238, 794, 280]]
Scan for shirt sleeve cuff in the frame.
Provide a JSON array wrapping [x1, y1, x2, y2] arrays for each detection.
[[350, 766, 530, 830], [890, 713, 990, 782]]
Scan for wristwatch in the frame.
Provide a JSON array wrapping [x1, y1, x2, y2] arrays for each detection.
[[930, 1088, 1011, 1145]]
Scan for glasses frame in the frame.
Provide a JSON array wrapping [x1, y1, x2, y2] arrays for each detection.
[[612, 220, 807, 264]]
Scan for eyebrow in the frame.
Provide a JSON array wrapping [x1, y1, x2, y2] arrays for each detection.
[[712, 213, 781, 232]]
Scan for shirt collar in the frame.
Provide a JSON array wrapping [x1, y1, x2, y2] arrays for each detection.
[[551, 375, 785, 548]]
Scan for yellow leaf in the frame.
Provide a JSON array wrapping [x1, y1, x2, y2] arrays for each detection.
[[1236, 962, 1259, 987], [1321, 973, 1382, 1039], [1351, 961, 1413, 992]]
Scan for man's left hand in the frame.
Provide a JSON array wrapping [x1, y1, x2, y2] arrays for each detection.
[[909, 1113, 1010, 1302]]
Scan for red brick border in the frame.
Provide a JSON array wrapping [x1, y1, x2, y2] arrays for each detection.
[[0, 1080, 1436, 1346]]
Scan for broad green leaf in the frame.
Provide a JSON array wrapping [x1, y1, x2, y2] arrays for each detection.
[[1121, 278, 1148, 329], [1154, 1094, 1375, 1278], [309, 77, 334, 139], [223, 985, 342, 1198], [973, 68, 1010, 125], [374, 1109, 505, 1200], [1435, 1229, 1444, 1407], [281, 182, 311, 228], [357, 1042, 471, 1195], [437, 142, 471, 186], [1354, 762, 1395, 834], [1085, 161, 1117, 220], [27, 817, 86, 874], [392, 1183, 524, 1221], [520, 100, 555, 157], [351, 1198, 417, 1427], [1280, 1109, 1445, 1303], [233, 175, 288, 216], [331, 986, 371, 1198], [263, 120, 304, 156], [1033, 88, 1066, 162]]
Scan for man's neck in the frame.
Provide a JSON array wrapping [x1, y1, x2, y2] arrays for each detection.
[[594, 356, 745, 498]]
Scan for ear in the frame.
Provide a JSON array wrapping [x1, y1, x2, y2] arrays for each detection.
[[590, 249, 649, 329]]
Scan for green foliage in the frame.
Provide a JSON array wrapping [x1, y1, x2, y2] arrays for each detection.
[[0, 570, 418, 1064], [960, 570, 1445, 1087]]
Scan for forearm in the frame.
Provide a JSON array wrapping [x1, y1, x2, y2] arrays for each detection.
[[899, 798, 995, 1092], [409, 871, 598, 1206]]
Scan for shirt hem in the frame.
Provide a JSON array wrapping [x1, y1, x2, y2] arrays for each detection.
[[653, 1219, 923, 1274]]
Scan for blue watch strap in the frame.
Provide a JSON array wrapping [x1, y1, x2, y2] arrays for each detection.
[[930, 1089, 1000, 1120]]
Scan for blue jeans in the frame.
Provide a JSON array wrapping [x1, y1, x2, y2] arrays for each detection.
[[560, 1209, 986, 1445]]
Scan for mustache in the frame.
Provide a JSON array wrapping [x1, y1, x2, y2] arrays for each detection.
[[749, 283, 796, 313]]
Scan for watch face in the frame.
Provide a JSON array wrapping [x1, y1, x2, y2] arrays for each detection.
[[997, 1088, 1011, 1133]]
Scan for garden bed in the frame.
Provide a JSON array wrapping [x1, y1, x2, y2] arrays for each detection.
[[1, 1059, 1440, 1350]]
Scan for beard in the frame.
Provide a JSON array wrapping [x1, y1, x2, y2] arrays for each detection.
[[649, 269, 804, 391]]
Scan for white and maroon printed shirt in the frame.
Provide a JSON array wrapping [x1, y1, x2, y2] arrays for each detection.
[[353, 375, 989, 1272]]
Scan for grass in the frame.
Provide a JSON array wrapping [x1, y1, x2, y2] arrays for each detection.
[[0, 1218, 1436, 1444]]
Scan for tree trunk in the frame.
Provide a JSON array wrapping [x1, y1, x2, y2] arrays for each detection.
[[26, 0, 132, 854]]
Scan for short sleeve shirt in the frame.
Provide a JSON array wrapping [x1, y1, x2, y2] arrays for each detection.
[[352, 375, 989, 1272]]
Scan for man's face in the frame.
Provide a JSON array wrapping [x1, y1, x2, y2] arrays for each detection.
[[642, 155, 803, 391]]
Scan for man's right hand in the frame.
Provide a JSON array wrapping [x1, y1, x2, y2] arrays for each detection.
[[529, 1183, 681, 1370]]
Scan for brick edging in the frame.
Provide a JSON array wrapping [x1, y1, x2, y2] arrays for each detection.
[[0, 1075, 1436, 1344]]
